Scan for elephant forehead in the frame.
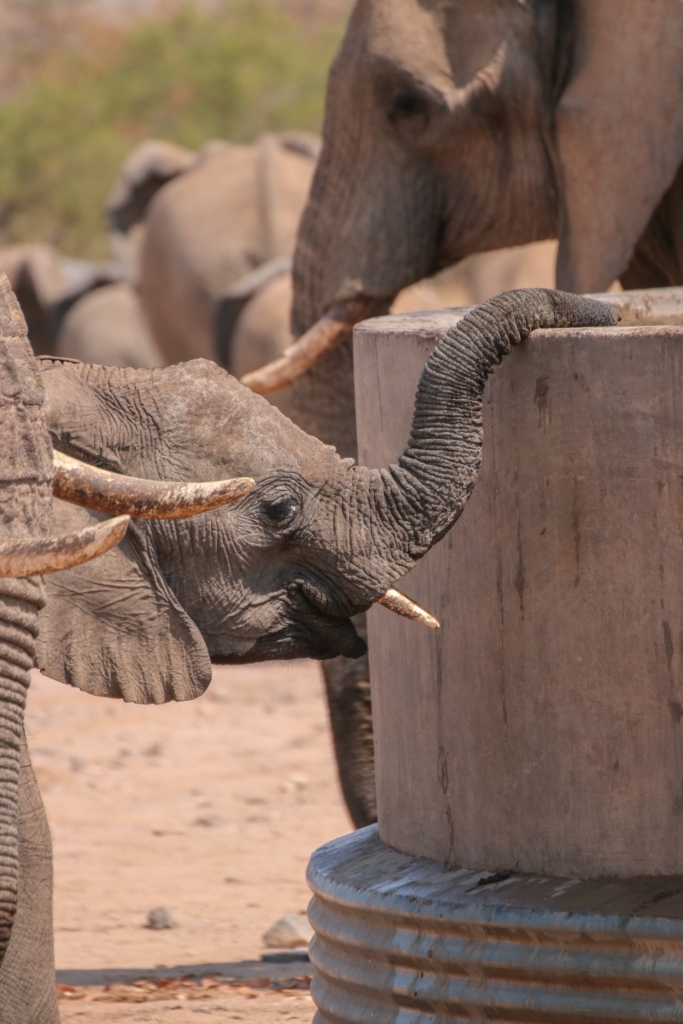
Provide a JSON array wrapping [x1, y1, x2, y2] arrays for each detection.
[[367, 0, 513, 98], [42, 357, 339, 484], [141, 360, 338, 481]]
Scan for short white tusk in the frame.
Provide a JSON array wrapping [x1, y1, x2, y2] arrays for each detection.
[[377, 588, 440, 629], [0, 516, 130, 578]]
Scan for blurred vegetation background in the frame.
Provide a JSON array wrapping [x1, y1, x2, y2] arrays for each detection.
[[0, 0, 349, 259]]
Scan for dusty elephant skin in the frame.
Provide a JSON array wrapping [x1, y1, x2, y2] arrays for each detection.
[[283, 0, 683, 419], [0, 286, 613, 1019], [36, 291, 616, 837], [266, 0, 683, 826], [292, 0, 683, 340], [0, 274, 59, 1022]]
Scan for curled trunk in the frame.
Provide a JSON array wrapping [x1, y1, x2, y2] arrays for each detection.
[[353, 290, 618, 596]]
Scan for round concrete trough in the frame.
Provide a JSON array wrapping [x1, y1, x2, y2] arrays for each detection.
[[308, 826, 683, 1023], [307, 288, 683, 1023]]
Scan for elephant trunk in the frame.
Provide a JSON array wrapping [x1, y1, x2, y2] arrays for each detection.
[[0, 271, 54, 967], [0, 579, 44, 964], [352, 289, 618, 601]]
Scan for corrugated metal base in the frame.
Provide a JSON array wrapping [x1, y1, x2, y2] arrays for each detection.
[[307, 826, 683, 1023]]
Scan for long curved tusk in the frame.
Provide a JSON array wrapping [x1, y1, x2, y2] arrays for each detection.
[[241, 303, 363, 396], [52, 451, 255, 519], [377, 588, 440, 629], [0, 516, 130, 578]]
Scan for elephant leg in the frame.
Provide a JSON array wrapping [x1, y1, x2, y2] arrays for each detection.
[[321, 616, 377, 829], [0, 733, 58, 1024]]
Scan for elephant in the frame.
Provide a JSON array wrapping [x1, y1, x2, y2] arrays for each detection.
[[33, 289, 615, 838], [0, 269, 160, 1023], [128, 131, 320, 372], [234, 0, 683, 826], [54, 281, 164, 370], [0, 288, 264, 1021], [0, 243, 132, 363], [284, 0, 683, 357]]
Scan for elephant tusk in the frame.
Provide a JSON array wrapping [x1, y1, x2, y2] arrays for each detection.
[[377, 588, 440, 629], [52, 451, 255, 519], [241, 309, 352, 395], [0, 516, 130, 578], [240, 295, 380, 395]]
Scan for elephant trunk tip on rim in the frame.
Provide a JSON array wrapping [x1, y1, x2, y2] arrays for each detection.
[[367, 289, 619, 594]]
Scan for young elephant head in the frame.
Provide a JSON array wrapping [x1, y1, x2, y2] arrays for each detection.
[[38, 289, 616, 706]]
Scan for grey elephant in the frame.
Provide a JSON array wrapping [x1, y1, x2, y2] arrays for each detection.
[[32, 290, 614, 839], [0, 268, 263, 1023], [0, 244, 117, 358], [235, 0, 683, 825], [129, 132, 319, 371], [1, 275, 616, 1019], [0, 273, 143, 1022]]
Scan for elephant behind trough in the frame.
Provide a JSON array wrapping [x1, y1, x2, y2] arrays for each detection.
[[232, 0, 683, 825]]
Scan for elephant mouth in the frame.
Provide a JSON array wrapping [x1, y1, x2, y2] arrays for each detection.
[[211, 616, 366, 664], [210, 581, 367, 664]]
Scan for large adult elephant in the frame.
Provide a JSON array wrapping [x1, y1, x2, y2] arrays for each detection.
[[240, 0, 683, 826], [285, 0, 683, 352]]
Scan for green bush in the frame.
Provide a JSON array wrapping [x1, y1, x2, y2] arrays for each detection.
[[0, 1, 344, 259]]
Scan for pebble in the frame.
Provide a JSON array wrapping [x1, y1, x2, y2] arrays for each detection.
[[262, 913, 313, 949], [145, 906, 176, 929]]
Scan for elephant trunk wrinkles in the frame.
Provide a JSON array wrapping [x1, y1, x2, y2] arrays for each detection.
[[351, 290, 617, 597], [0, 579, 44, 965], [0, 270, 53, 970]]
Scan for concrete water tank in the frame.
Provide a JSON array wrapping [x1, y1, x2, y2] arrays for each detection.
[[308, 288, 683, 1023]]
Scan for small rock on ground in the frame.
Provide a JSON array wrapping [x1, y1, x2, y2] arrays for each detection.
[[262, 913, 313, 949], [146, 907, 176, 930]]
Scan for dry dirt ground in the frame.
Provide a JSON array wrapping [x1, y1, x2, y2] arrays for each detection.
[[25, 660, 352, 1024]]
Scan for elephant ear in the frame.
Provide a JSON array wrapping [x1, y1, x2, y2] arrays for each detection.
[[106, 139, 196, 234], [555, 0, 683, 293], [36, 501, 212, 704]]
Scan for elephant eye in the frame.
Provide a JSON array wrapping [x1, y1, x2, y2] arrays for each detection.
[[262, 496, 299, 527], [389, 88, 430, 125]]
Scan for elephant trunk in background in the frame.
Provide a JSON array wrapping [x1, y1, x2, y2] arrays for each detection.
[[0, 276, 53, 968], [345, 290, 618, 601]]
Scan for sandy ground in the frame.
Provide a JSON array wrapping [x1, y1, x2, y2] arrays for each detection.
[[25, 660, 352, 1023]]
